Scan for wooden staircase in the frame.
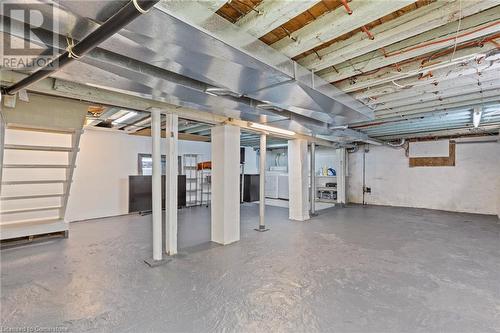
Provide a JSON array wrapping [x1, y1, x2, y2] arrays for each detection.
[[0, 126, 82, 240], [0, 93, 87, 241]]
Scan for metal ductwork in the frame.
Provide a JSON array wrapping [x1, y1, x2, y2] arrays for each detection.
[[2, 0, 160, 96]]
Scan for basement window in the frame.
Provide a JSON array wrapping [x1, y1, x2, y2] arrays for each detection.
[[138, 153, 166, 175], [138, 154, 182, 175]]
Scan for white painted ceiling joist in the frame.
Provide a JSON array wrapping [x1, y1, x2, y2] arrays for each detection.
[[375, 90, 500, 118], [369, 73, 500, 107], [335, 43, 500, 92], [300, 0, 499, 72], [198, 0, 228, 12], [236, 0, 321, 38], [373, 80, 500, 111], [357, 68, 500, 103], [270, 0, 414, 58], [322, 11, 500, 83], [374, 96, 500, 119], [376, 125, 500, 140]]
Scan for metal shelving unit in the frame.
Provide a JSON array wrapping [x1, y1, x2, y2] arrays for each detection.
[[183, 154, 198, 207], [198, 167, 211, 207]]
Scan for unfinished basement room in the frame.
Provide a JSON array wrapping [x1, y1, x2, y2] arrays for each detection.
[[1, 0, 500, 332]]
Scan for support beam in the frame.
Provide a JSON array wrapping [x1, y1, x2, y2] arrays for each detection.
[[288, 139, 310, 221], [165, 113, 178, 255], [310, 142, 316, 216], [256, 134, 269, 232], [211, 124, 241, 244], [271, 0, 413, 58], [336, 148, 347, 206], [299, 1, 498, 71], [151, 109, 162, 261], [0, 71, 339, 148], [236, 0, 320, 38]]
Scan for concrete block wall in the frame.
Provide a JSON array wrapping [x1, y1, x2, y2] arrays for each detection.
[[348, 140, 500, 215]]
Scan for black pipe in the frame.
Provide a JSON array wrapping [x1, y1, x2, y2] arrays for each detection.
[[2, 0, 159, 96]]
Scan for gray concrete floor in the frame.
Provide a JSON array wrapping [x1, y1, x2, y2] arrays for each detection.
[[1, 204, 500, 332]]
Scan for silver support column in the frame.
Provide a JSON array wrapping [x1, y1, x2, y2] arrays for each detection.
[[310, 142, 317, 216], [256, 133, 269, 232]]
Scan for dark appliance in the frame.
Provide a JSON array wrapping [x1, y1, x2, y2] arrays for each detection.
[[129, 175, 186, 213]]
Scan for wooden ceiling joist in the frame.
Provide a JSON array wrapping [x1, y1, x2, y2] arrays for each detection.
[[270, 0, 414, 58], [321, 9, 500, 83], [335, 41, 500, 93], [299, 0, 498, 72], [360, 69, 500, 105], [235, 0, 321, 38]]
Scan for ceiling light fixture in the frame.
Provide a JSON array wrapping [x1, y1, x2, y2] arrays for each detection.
[[249, 122, 296, 136], [472, 106, 482, 128], [112, 111, 138, 125]]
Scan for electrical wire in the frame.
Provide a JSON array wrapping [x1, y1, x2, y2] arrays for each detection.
[[450, 0, 463, 62]]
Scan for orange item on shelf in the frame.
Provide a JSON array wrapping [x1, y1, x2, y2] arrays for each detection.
[[197, 161, 212, 170]]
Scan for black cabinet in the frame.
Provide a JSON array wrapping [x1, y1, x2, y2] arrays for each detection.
[[242, 174, 260, 202], [129, 175, 186, 213]]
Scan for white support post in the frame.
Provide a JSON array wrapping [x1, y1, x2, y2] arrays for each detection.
[[165, 113, 178, 255], [336, 148, 347, 206], [151, 109, 162, 261], [288, 139, 310, 221], [211, 124, 241, 245], [497, 133, 500, 220], [310, 142, 316, 216], [256, 134, 269, 232]]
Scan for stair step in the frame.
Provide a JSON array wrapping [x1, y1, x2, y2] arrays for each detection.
[[7, 124, 82, 134], [1, 218, 62, 227], [3, 164, 72, 169], [3, 144, 74, 152], [0, 194, 65, 201], [0, 206, 62, 215], [1, 180, 68, 185]]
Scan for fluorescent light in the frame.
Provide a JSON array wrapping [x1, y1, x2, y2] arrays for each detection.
[[112, 111, 137, 125], [472, 106, 482, 128], [249, 122, 296, 136]]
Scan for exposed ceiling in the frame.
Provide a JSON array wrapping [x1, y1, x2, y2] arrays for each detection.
[[214, 0, 500, 140], [1, 0, 499, 144]]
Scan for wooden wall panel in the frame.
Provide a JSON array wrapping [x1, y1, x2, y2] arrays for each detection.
[[409, 141, 456, 167]]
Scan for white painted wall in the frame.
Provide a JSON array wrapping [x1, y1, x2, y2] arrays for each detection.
[[65, 128, 211, 222], [243, 147, 259, 174], [316, 148, 338, 176], [348, 141, 500, 215]]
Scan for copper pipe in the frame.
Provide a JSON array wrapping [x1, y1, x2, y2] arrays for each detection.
[[361, 26, 375, 40], [340, 0, 353, 15]]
